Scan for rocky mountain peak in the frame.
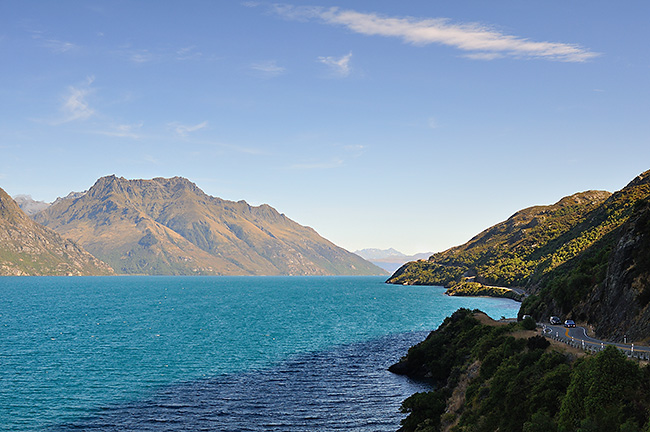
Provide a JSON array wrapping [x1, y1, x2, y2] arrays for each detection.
[[34, 176, 385, 276]]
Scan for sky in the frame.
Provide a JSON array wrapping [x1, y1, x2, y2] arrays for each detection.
[[1, 1, 650, 255]]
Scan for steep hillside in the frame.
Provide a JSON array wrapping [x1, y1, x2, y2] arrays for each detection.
[[388, 169, 650, 343], [34, 175, 384, 276], [0, 187, 114, 276], [387, 189, 612, 287], [391, 308, 650, 432], [521, 171, 650, 342]]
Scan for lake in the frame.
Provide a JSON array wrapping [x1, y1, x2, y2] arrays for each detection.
[[0, 276, 520, 431]]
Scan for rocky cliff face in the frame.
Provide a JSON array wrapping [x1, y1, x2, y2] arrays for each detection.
[[0, 187, 114, 276], [34, 175, 385, 276], [592, 202, 650, 340], [562, 180, 650, 342]]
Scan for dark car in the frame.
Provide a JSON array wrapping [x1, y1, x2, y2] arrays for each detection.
[[550, 316, 562, 325], [564, 319, 576, 328]]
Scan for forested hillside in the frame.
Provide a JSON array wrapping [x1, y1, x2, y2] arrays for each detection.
[[391, 309, 650, 432], [388, 170, 650, 343]]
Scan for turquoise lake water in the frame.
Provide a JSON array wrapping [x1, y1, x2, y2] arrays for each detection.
[[0, 276, 520, 431]]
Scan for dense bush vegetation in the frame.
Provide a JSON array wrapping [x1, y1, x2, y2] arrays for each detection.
[[445, 280, 523, 301], [387, 190, 615, 289], [389, 261, 465, 286], [388, 174, 650, 338], [396, 308, 650, 432]]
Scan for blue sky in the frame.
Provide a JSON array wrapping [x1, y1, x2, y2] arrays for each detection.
[[2, 1, 650, 255]]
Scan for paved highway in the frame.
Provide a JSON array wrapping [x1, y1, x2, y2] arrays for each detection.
[[543, 323, 650, 355]]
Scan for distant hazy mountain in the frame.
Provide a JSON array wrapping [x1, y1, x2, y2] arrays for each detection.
[[34, 175, 386, 276], [354, 248, 405, 260], [13, 194, 51, 215], [0, 187, 114, 276], [355, 248, 433, 273]]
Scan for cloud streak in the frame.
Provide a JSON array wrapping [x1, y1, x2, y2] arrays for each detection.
[[41, 38, 78, 54], [96, 123, 143, 139], [49, 77, 96, 124], [169, 121, 209, 137], [250, 60, 286, 76], [30, 30, 78, 54], [318, 52, 352, 77], [271, 5, 598, 62]]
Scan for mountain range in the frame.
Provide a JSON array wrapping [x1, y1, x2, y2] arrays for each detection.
[[354, 248, 433, 273], [31, 175, 385, 276], [12, 194, 51, 216], [388, 169, 650, 343], [0, 186, 114, 276]]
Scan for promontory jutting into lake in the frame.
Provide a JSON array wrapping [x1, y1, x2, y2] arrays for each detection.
[[1, 276, 519, 431]]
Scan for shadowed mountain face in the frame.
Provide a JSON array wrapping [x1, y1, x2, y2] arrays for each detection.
[[0, 187, 114, 276], [34, 176, 385, 276]]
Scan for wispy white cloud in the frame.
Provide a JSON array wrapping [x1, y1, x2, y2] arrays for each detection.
[[176, 46, 203, 61], [427, 117, 439, 129], [51, 77, 95, 124], [95, 123, 144, 139], [41, 38, 78, 54], [342, 144, 366, 158], [250, 60, 286, 76], [169, 121, 209, 137], [343, 144, 365, 151], [318, 52, 352, 77], [30, 30, 78, 54], [127, 48, 158, 64], [462, 52, 504, 61], [117, 45, 205, 64], [270, 5, 598, 62]]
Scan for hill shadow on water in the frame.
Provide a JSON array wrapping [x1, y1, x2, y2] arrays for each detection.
[[48, 332, 431, 432]]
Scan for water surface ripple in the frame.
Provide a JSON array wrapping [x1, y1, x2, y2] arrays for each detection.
[[50, 332, 431, 431], [1, 276, 520, 431]]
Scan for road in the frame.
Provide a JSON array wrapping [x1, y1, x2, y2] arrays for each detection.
[[542, 324, 650, 357]]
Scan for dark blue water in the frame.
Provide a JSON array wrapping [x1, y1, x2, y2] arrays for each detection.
[[0, 276, 520, 431]]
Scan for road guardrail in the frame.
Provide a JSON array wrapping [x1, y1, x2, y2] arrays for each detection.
[[541, 324, 650, 361]]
